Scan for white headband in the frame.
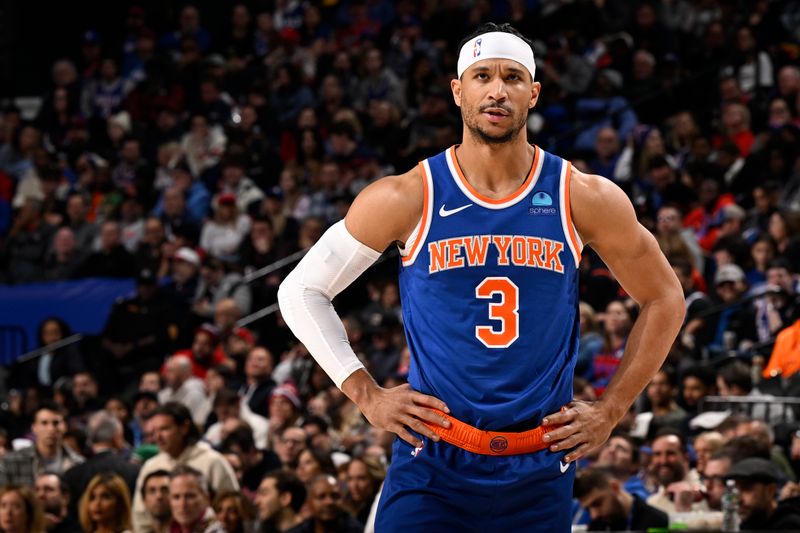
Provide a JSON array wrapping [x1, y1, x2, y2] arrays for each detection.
[[457, 32, 536, 81]]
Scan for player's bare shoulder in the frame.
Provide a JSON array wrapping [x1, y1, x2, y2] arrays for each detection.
[[568, 165, 638, 248], [345, 165, 425, 251]]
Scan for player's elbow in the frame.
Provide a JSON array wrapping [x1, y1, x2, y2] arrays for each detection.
[[660, 283, 686, 327]]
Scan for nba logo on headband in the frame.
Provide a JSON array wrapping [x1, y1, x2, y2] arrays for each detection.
[[473, 38, 482, 58], [458, 31, 536, 80]]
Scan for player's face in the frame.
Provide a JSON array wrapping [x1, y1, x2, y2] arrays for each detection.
[[453, 59, 538, 145]]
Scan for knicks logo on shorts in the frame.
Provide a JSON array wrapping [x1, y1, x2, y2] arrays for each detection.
[[489, 436, 508, 453]]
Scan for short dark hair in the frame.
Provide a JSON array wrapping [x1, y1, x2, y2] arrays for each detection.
[[682, 365, 716, 389], [457, 23, 535, 81], [37, 472, 70, 496], [141, 469, 171, 498], [657, 365, 678, 388], [301, 415, 329, 434], [213, 388, 241, 409], [766, 257, 793, 274], [573, 468, 614, 500], [653, 428, 687, 453], [221, 425, 256, 454], [669, 258, 693, 278], [33, 401, 65, 421], [265, 470, 306, 513], [719, 435, 770, 463], [718, 361, 753, 394]]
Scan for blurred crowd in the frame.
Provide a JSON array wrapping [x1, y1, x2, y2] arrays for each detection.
[[2, 0, 800, 531]]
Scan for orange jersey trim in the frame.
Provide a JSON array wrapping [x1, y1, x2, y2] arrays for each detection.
[[449, 145, 540, 205], [401, 162, 431, 266], [563, 164, 581, 263]]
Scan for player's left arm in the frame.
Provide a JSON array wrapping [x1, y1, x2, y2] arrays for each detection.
[[542, 169, 685, 462]]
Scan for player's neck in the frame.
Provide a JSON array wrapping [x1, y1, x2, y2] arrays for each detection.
[[455, 135, 534, 196]]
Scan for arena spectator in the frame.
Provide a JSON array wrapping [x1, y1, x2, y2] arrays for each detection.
[[158, 356, 208, 424], [167, 466, 225, 533], [140, 470, 171, 533], [574, 468, 668, 531], [253, 470, 305, 532], [34, 473, 78, 533], [13, 317, 85, 392], [646, 430, 707, 513], [727, 457, 800, 530], [132, 403, 237, 532], [204, 388, 269, 450], [702, 448, 734, 511], [212, 491, 253, 533], [0, 486, 44, 533], [193, 257, 252, 321], [63, 410, 140, 516], [77, 472, 132, 533], [75, 220, 137, 278], [594, 433, 650, 499], [0, 404, 83, 487], [219, 425, 280, 495], [342, 456, 385, 525]]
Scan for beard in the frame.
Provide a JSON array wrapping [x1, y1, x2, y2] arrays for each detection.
[[462, 100, 528, 145]]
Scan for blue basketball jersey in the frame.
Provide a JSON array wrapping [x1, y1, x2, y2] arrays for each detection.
[[398, 145, 583, 430]]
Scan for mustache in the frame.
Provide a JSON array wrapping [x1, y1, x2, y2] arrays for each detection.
[[479, 103, 513, 113]]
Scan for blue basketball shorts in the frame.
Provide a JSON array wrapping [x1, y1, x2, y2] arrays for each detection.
[[375, 436, 576, 532]]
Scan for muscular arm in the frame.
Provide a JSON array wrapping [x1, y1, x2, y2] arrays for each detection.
[[544, 170, 685, 461], [278, 167, 450, 447]]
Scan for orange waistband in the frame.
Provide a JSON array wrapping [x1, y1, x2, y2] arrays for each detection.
[[422, 409, 555, 456]]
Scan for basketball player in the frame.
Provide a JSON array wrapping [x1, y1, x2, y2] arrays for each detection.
[[278, 23, 684, 531]]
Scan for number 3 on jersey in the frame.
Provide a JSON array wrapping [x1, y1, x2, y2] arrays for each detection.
[[475, 277, 519, 348]]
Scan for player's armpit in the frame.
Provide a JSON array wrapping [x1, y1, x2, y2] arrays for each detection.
[[345, 166, 424, 253]]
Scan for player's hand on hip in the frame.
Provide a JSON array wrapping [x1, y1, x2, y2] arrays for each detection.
[[360, 383, 451, 448], [541, 400, 614, 463]]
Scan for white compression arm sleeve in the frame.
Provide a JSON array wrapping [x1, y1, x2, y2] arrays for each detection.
[[277, 220, 382, 388]]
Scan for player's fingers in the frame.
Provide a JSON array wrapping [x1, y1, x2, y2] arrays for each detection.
[[410, 391, 451, 414], [542, 408, 576, 426], [393, 425, 422, 448], [549, 432, 584, 452], [565, 442, 593, 463], [402, 415, 441, 442], [543, 423, 578, 443], [408, 406, 451, 428]]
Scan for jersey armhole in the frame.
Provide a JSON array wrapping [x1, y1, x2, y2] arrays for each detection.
[[560, 160, 583, 268], [399, 160, 434, 266]]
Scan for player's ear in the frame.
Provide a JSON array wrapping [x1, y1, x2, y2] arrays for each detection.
[[451, 79, 462, 107], [529, 81, 540, 109]]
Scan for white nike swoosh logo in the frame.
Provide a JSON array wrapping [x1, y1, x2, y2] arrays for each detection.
[[439, 203, 473, 217], [560, 460, 570, 473]]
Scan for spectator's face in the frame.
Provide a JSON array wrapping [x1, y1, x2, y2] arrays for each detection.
[[169, 475, 207, 526], [751, 240, 774, 268], [41, 320, 63, 346], [703, 458, 731, 510], [595, 128, 619, 159], [164, 188, 185, 216], [767, 267, 794, 293], [100, 223, 121, 250], [180, 6, 200, 32], [88, 484, 117, 526], [35, 475, 67, 514], [296, 450, 321, 484], [121, 140, 140, 163], [276, 428, 306, 465], [134, 399, 158, 422], [192, 332, 214, 360], [578, 485, 626, 526], [736, 480, 776, 522], [139, 371, 161, 392], [270, 397, 297, 426], [778, 67, 800, 97], [346, 460, 374, 503], [73, 373, 97, 402], [191, 117, 209, 137], [150, 414, 188, 457], [143, 219, 165, 245], [216, 496, 242, 533], [603, 301, 630, 335], [656, 207, 681, 234], [596, 437, 634, 474], [681, 376, 709, 408], [646, 371, 673, 408], [693, 436, 717, 476], [214, 301, 239, 331], [223, 452, 243, 483], [650, 435, 687, 486], [200, 82, 218, 104], [32, 409, 64, 449], [143, 475, 171, 521], [0, 491, 28, 533], [254, 478, 283, 521], [308, 477, 342, 523], [245, 348, 272, 380], [53, 228, 76, 256], [66, 196, 86, 222]]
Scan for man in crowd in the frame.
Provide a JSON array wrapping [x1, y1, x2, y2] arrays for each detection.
[[141, 470, 172, 533], [290, 475, 362, 533], [254, 470, 306, 532], [646, 430, 707, 513], [595, 433, 650, 499], [220, 426, 281, 494], [0, 403, 83, 487], [168, 465, 225, 533], [35, 473, 79, 532], [63, 410, 140, 515], [702, 449, 734, 511], [727, 457, 800, 530], [132, 402, 238, 532], [158, 355, 208, 426], [575, 468, 668, 531], [240, 346, 276, 418]]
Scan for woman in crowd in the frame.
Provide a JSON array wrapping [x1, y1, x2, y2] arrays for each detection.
[[213, 491, 255, 533], [78, 473, 133, 533], [0, 486, 43, 533], [296, 447, 336, 484]]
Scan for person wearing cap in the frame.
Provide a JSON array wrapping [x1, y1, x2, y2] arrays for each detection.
[[278, 21, 684, 530], [98, 266, 174, 395], [268, 383, 302, 446], [727, 457, 800, 530], [710, 263, 757, 352]]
